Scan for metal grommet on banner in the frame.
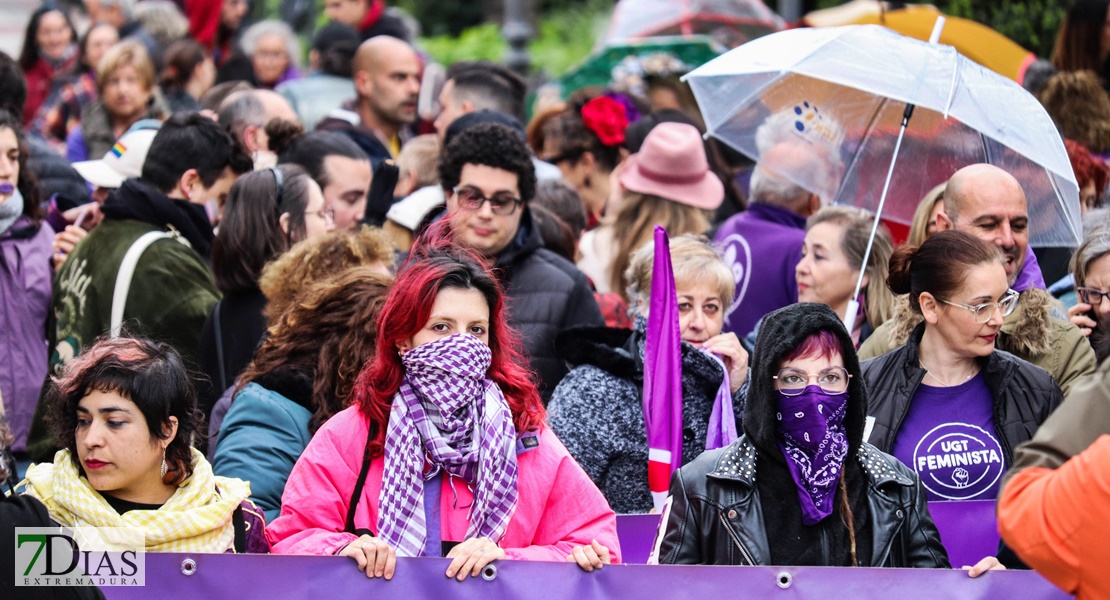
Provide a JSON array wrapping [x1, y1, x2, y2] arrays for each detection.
[[481, 564, 498, 581], [776, 571, 792, 589], [180, 558, 198, 576]]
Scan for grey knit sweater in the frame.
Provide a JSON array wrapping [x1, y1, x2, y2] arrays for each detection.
[[548, 320, 748, 514]]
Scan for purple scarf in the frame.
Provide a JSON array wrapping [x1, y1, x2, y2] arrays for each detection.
[[701, 351, 738, 450], [378, 334, 519, 557], [1012, 248, 1046, 292], [775, 386, 849, 526]]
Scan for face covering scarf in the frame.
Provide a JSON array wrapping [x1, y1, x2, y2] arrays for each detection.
[[378, 333, 519, 557], [0, 187, 24, 236], [775, 385, 849, 526]]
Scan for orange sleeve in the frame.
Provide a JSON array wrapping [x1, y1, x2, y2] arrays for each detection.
[[998, 434, 1110, 596]]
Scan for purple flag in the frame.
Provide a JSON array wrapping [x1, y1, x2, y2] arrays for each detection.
[[643, 226, 684, 512]]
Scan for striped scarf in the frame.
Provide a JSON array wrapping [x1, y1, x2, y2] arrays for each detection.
[[22, 448, 250, 553], [378, 334, 519, 557]]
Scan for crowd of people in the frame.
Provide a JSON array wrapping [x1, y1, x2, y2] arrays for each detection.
[[2, 0, 1110, 598]]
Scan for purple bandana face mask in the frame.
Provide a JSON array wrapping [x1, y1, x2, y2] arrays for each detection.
[[775, 385, 849, 526]]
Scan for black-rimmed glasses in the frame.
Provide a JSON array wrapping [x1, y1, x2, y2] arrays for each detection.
[[1078, 287, 1110, 306], [453, 186, 522, 216]]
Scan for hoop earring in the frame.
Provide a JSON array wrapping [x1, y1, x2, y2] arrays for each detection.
[[160, 448, 167, 478]]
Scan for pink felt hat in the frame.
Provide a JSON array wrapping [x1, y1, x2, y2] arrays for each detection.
[[619, 122, 724, 210]]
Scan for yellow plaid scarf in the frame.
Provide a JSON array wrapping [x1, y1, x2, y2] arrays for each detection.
[[22, 448, 251, 553]]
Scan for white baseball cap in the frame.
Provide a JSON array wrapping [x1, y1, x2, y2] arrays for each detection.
[[72, 128, 159, 189]]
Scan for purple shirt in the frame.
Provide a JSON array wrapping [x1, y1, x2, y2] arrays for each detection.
[[891, 373, 1006, 501], [714, 203, 806, 337]]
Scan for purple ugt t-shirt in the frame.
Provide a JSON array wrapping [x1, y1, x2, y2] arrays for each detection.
[[891, 373, 1007, 501]]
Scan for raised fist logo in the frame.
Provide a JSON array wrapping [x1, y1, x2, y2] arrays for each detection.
[[951, 468, 970, 488]]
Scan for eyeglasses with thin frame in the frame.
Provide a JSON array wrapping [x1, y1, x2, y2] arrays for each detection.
[[773, 367, 852, 396], [306, 206, 335, 225], [453, 186, 522, 216], [937, 289, 1019, 323], [1078, 287, 1110, 307]]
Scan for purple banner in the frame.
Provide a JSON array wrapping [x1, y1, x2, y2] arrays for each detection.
[[615, 500, 1000, 567], [99, 553, 1068, 599]]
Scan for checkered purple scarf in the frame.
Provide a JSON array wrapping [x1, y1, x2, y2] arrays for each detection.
[[377, 334, 519, 557]]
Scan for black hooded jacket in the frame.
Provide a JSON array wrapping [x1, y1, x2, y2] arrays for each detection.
[[655, 303, 949, 568], [861, 322, 1063, 465]]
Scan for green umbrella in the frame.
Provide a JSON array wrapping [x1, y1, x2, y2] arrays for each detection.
[[556, 35, 726, 99]]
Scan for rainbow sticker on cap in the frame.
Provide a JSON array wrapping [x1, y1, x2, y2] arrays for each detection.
[[110, 142, 127, 158]]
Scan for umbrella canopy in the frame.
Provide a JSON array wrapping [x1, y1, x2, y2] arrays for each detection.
[[602, 0, 785, 50], [806, 2, 1036, 84], [557, 36, 726, 99], [685, 24, 1081, 247]]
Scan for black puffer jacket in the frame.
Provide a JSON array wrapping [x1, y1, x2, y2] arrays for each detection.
[[547, 319, 746, 513], [494, 207, 603, 401], [656, 303, 949, 568], [861, 323, 1063, 465]]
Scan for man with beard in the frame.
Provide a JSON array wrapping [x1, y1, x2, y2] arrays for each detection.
[[858, 164, 1095, 395], [316, 35, 420, 166]]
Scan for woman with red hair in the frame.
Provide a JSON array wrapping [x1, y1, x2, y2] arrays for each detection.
[[267, 244, 619, 578]]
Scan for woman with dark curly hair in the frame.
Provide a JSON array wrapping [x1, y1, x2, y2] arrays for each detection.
[[20, 336, 267, 553], [212, 266, 392, 522], [267, 242, 619, 577]]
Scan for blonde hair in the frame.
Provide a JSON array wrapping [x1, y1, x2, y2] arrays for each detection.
[[806, 206, 895, 329], [96, 39, 156, 92], [609, 192, 712, 300], [624, 234, 735, 318], [907, 183, 946, 248], [396, 134, 441, 189]]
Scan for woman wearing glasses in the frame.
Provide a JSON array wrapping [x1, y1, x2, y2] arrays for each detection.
[[198, 165, 337, 418], [654, 302, 955, 569], [861, 231, 1063, 504], [1066, 225, 1110, 362]]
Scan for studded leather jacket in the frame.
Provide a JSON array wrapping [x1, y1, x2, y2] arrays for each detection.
[[654, 436, 951, 568]]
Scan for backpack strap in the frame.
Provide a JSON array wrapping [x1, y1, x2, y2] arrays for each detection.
[[233, 504, 247, 553], [110, 229, 180, 337], [344, 421, 377, 537]]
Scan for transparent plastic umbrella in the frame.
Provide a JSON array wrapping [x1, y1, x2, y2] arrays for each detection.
[[684, 24, 1080, 326], [601, 0, 786, 50]]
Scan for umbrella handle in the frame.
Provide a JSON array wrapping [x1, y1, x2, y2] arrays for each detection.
[[843, 298, 860, 333]]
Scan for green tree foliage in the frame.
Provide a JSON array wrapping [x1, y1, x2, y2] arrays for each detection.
[[939, 0, 1065, 58], [418, 0, 610, 76]]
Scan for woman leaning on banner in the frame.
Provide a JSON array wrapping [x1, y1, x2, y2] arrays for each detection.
[[267, 242, 620, 578], [861, 231, 1063, 505], [19, 336, 267, 554], [654, 302, 1003, 574]]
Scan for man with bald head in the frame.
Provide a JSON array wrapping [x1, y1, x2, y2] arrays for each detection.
[[218, 89, 300, 170], [316, 35, 421, 166], [859, 163, 1095, 395]]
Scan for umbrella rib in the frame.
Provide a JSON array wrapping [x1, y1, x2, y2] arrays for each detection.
[[943, 55, 959, 119]]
